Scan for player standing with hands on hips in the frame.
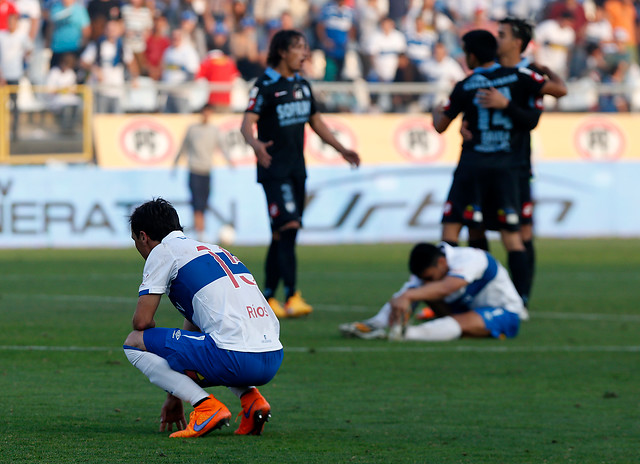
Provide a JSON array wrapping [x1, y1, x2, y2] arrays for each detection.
[[123, 198, 283, 437], [241, 30, 360, 318]]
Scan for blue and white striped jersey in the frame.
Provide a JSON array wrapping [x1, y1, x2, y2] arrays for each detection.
[[139, 231, 282, 353]]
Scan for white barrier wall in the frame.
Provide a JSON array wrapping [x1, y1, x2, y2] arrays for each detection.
[[0, 162, 638, 248]]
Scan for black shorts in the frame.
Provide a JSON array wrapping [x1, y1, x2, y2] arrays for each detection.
[[442, 165, 521, 232], [261, 177, 306, 231], [189, 172, 211, 212], [483, 167, 533, 230]]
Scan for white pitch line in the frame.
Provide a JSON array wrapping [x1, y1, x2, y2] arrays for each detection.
[[1, 294, 640, 322], [1, 345, 639, 354]]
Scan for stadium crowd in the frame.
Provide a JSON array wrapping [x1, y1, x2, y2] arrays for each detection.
[[1, 0, 639, 113]]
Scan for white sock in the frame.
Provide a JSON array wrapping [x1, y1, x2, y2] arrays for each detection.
[[404, 316, 462, 342], [228, 386, 254, 399], [365, 302, 392, 329], [124, 348, 208, 406]]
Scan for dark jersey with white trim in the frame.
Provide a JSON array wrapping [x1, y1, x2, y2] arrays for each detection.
[[443, 63, 545, 168], [246, 67, 318, 183]]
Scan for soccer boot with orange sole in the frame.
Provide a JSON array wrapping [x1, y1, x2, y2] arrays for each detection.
[[234, 388, 271, 435], [267, 297, 288, 318], [170, 394, 231, 438], [283, 291, 313, 317]]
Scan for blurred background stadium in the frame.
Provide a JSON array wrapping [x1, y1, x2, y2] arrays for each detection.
[[1, 0, 639, 247]]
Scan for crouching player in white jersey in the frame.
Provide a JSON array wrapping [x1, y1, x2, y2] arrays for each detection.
[[340, 242, 528, 341], [123, 198, 283, 437]]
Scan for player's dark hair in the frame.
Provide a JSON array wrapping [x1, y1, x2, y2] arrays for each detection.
[[267, 29, 306, 67], [409, 243, 444, 276], [130, 198, 183, 242], [462, 29, 497, 64], [499, 17, 533, 52]]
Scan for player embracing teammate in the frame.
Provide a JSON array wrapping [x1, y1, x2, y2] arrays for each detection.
[[433, 25, 566, 308]]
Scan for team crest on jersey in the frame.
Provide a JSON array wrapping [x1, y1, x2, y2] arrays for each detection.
[[293, 84, 304, 100]]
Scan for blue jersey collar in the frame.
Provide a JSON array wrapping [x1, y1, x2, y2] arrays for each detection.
[[473, 62, 501, 74], [265, 66, 300, 82]]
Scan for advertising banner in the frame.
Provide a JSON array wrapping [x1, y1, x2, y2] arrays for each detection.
[[93, 113, 640, 169], [0, 162, 638, 248]]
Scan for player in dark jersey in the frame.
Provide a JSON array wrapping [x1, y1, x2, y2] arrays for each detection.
[[466, 18, 567, 306], [240, 30, 360, 318], [432, 29, 565, 302]]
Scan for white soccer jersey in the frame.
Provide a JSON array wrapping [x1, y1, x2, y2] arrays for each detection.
[[439, 243, 525, 317], [139, 231, 282, 353]]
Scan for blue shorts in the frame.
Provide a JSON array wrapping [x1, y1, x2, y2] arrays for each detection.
[[473, 307, 520, 339], [142, 328, 283, 387]]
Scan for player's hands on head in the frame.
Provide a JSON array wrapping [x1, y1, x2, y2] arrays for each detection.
[[253, 140, 274, 168], [476, 87, 508, 109], [160, 394, 186, 433]]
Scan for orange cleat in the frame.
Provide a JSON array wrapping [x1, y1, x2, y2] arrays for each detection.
[[283, 291, 313, 317], [234, 388, 271, 436], [267, 297, 287, 318], [414, 306, 436, 321], [169, 394, 231, 438]]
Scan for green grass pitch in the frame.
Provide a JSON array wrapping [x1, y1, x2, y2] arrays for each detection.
[[0, 239, 638, 463]]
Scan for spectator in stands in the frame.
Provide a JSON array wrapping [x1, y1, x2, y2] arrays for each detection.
[[46, 0, 91, 69], [545, 0, 587, 41], [599, 60, 630, 112], [45, 52, 82, 133], [392, 52, 421, 112], [367, 16, 406, 83], [604, 0, 637, 63], [196, 48, 239, 111], [387, 0, 409, 25], [80, 18, 136, 113], [403, 0, 457, 61], [229, 16, 263, 80], [161, 28, 200, 113], [404, 15, 438, 73], [420, 41, 465, 109], [87, 0, 121, 42], [0, 11, 32, 139], [535, 11, 576, 80], [180, 9, 207, 59], [210, 20, 231, 56], [585, 3, 614, 50], [355, 0, 387, 79], [0, 0, 18, 31], [145, 13, 171, 80], [14, 0, 41, 42], [316, 0, 356, 81], [458, 4, 498, 39], [122, 0, 153, 76]]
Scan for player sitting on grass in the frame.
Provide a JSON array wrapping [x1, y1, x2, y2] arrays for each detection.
[[123, 198, 283, 437], [340, 242, 529, 341]]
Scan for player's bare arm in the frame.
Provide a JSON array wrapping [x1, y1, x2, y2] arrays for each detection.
[[132, 293, 162, 331], [309, 113, 360, 167], [390, 276, 467, 324], [432, 104, 453, 133], [240, 112, 274, 168], [535, 64, 567, 98]]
